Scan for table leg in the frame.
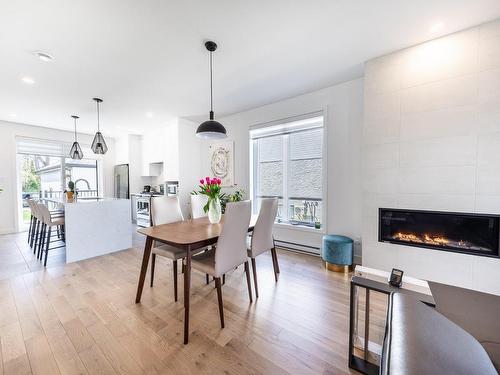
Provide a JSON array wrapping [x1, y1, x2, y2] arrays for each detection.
[[135, 236, 153, 303], [364, 289, 370, 360], [183, 244, 191, 344]]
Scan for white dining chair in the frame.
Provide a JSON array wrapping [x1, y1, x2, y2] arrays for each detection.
[[247, 198, 279, 298], [150, 196, 202, 301], [190, 194, 208, 219], [189, 200, 253, 328]]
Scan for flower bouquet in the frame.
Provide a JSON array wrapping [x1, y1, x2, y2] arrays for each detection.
[[196, 177, 222, 223]]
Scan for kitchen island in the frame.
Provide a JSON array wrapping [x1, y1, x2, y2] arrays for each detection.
[[43, 197, 132, 263]]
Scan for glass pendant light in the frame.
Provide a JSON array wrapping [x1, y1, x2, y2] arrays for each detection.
[[196, 41, 227, 139], [91, 97, 108, 154], [69, 115, 83, 159]]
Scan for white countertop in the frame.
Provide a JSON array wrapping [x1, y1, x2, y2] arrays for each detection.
[[41, 197, 126, 205]]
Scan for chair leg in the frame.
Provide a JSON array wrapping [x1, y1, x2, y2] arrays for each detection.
[[28, 215, 33, 243], [271, 247, 279, 282], [44, 227, 51, 267], [244, 261, 253, 303], [173, 259, 178, 302], [215, 277, 225, 328], [181, 262, 185, 274], [251, 258, 259, 298], [38, 224, 46, 260], [206, 274, 209, 285], [150, 253, 156, 287], [222, 274, 226, 285]]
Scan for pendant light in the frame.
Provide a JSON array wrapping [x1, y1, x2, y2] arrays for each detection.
[[91, 97, 108, 154], [196, 41, 227, 139], [69, 115, 83, 159]]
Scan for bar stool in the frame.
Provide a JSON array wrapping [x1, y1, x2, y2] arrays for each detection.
[[37, 203, 65, 266]]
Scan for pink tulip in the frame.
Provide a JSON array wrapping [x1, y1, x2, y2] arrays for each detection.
[[207, 188, 210, 193], [205, 177, 210, 183], [217, 178, 221, 184], [199, 179, 204, 184]]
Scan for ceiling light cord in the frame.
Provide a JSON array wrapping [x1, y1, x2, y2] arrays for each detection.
[[96, 101, 100, 132], [74, 117, 77, 141], [209, 50, 214, 120]]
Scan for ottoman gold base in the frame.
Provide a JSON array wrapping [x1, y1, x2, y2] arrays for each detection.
[[325, 262, 353, 273]]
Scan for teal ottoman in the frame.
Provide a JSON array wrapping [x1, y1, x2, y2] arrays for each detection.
[[322, 235, 353, 273]]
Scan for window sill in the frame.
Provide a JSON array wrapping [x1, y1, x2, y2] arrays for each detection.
[[273, 222, 325, 234]]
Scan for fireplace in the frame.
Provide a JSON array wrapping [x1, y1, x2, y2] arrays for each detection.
[[379, 208, 500, 258]]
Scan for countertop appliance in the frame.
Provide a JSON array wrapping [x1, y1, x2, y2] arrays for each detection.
[[166, 181, 179, 196]]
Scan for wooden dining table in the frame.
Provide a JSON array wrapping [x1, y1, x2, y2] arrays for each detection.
[[135, 215, 257, 344]]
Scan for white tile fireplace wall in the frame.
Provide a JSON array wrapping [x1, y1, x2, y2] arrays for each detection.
[[362, 18, 500, 295]]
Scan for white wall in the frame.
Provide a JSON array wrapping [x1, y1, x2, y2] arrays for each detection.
[[0, 120, 116, 234], [362, 19, 500, 295], [200, 78, 364, 255]]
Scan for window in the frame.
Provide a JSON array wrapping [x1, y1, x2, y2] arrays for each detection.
[[17, 138, 99, 227], [250, 114, 324, 228]]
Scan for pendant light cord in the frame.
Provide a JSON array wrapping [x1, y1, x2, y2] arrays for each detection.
[[96, 101, 100, 132], [209, 50, 214, 120], [74, 117, 77, 141]]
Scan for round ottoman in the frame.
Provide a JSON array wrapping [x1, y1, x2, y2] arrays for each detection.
[[322, 235, 353, 273]]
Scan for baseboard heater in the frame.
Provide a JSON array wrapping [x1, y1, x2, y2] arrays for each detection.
[[274, 239, 320, 255]]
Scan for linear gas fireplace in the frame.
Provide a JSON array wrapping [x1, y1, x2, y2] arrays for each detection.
[[379, 208, 500, 258]]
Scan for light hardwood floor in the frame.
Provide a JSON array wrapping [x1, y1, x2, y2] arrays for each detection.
[[0, 230, 378, 374]]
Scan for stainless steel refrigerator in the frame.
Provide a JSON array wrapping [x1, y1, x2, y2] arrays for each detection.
[[114, 164, 130, 199]]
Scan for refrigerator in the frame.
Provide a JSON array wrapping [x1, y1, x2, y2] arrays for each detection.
[[114, 164, 130, 199]]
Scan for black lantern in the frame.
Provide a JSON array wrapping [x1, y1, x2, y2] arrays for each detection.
[[91, 97, 108, 154], [69, 115, 83, 159], [196, 41, 227, 139]]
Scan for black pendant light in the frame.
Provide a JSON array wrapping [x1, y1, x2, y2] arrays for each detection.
[[196, 41, 227, 139], [91, 97, 108, 154], [69, 115, 83, 159]]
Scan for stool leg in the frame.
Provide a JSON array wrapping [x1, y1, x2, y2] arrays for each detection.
[[44, 227, 51, 267]]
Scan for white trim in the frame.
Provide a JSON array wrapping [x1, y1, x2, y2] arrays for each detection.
[[274, 221, 325, 234]]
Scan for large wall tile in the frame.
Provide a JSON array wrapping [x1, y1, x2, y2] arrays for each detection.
[[479, 33, 500, 71], [401, 74, 477, 114], [475, 195, 500, 214], [478, 68, 500, 101], [363, 192, 399, 218], [400, 105, 477, 141], [401, 28, 478, 88], [400, 136, 476, 168], [364, 143, 399, 169], [364, 91, 400, 122], [363, 168, 398, 194], [477, 98, 500, 134], [477, 165, 500, 195], [397, 193, 475, 212], [398, 166, 475, 195], [472, 256, 500, 295], [363, 116, 400, 145], [477, 132, 500, 166]]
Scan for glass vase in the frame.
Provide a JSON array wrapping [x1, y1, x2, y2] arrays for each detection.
[[208, 197, 222, 224]]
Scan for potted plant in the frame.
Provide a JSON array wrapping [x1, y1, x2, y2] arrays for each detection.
[[66, 180, 75, 200], [196, 177, 223, 223]]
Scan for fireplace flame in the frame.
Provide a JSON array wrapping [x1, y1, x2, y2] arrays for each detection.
[[393, 232, 451, 246]]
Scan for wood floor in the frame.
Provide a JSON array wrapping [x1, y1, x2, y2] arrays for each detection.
[[0, 230, 375, 374]]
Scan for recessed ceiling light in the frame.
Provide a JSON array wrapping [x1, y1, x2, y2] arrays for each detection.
[[146, 112, 153, 118], [33, 51, 53, 62], [429, 21, 445, 34], [21, 76, 35, 85]]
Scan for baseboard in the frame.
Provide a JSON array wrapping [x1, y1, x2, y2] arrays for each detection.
[[0, 228, 17, 235], [274, 239, 320, 256]]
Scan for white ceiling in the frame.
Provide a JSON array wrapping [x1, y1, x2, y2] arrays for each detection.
[[1, 0, 500, 136]]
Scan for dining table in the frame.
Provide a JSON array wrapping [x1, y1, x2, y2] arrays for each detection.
[[135, 215, 257, 344]]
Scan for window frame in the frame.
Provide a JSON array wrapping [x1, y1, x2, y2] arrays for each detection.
[[249, 112, 327, 231]]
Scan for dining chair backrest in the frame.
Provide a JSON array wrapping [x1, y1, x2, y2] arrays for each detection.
[[250, 198, 278, 257], [190, 194, 208, 219], [26, 199, 35, 215], [150, 196, 184, 226], [215, 200, 251, 276]]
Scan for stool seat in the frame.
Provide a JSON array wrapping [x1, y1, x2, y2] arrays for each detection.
[[322, 234, 353, 273]]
